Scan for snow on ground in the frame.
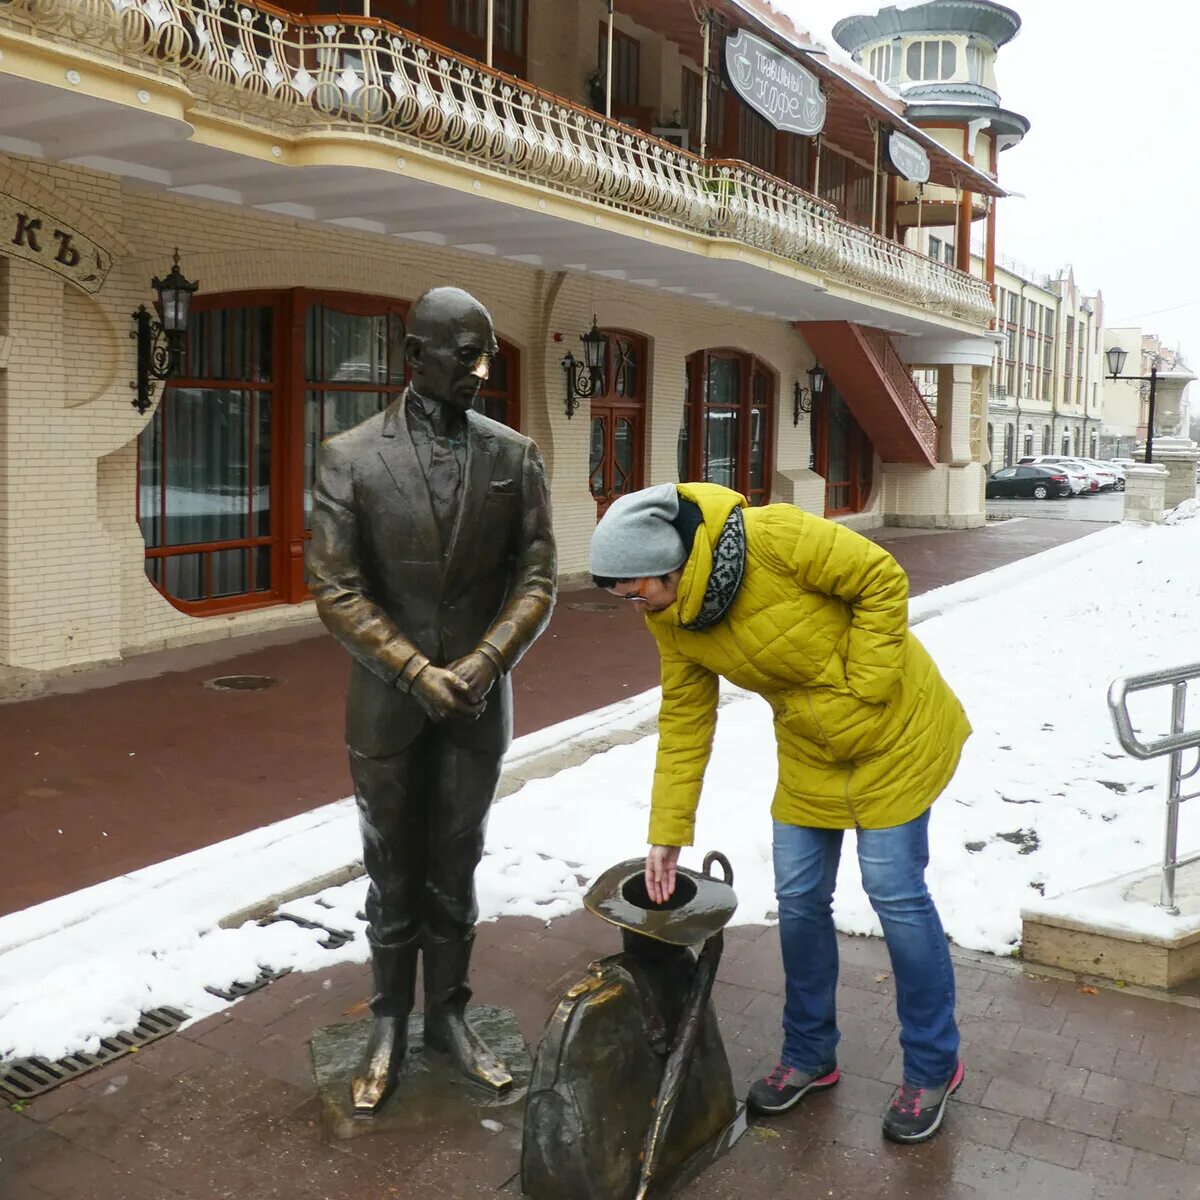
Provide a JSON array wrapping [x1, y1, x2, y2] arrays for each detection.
[[4, 513, 1200, 1060], [486, 512, 1200, 955]]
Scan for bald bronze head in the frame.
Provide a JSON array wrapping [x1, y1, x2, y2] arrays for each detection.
[[405, 287, 499, 412]]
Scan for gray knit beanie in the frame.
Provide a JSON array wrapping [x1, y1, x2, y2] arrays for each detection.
[[589, 484, 686, 579]]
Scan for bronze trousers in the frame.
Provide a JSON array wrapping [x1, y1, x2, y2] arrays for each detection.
[[348, 724, 503, 1017]]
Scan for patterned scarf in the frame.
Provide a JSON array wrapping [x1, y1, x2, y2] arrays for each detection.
[[682, 507, 746, 631]]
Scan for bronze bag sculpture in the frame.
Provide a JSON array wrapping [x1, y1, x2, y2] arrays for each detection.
[[306, 287, 556, 1114], [522, 853, 744, 1199]]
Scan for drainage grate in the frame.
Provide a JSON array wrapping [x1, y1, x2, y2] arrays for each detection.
[[0, 1006, 186, 1100], [260, 912, 355, 950], [204, 967, 291, 1002], [203, 674, 278, 692], [566, 601, 618, 612]]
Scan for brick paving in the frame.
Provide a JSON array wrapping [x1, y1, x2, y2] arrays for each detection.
[[2, 912, 1197, 1199]]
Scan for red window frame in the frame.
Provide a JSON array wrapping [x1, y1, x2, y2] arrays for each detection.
[[138, 288, 520, 615]]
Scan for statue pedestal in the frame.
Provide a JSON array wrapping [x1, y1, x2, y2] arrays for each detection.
[[1123, 464, 1168, 524], [1145, 437, 1200, 510], [311, 1005, 531, 1142]]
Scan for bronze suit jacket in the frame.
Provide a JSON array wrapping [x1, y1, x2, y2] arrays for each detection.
[[306, 391, 557, 758]]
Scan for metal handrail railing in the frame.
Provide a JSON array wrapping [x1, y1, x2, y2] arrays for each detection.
[[1107, 662, 1200, 913]]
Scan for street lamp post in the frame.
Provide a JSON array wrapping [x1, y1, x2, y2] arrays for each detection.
[[1106, 345, 1159, 464]]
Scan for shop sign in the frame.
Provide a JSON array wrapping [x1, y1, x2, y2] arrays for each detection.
[[724, 29, 826, 137], [1, 192, 112, 293], [884, 131, 931, 184]]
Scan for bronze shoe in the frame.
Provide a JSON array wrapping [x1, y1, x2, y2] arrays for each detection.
[[424, 1006, 513, 1093], [351, 1015, 408, 1115]]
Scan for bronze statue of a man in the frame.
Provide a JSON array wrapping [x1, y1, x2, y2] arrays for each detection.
[[306, 287, 556, 1113]]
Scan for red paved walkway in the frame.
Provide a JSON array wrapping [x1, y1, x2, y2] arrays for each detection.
[[2, 911, 1196, 1199], [0, 519, 1108, 918]]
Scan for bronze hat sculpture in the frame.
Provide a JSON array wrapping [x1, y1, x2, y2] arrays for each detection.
[[523, 853, 744, 1200], [583, 856, 738, 947]]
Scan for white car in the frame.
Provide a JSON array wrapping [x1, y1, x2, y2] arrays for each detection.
[[1018, 457, 1093, 495], [1079, 458, 1125, 492], [1045, 457, 1118, 492]]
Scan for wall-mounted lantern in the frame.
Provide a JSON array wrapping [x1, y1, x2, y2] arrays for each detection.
[[561, 317, 609, 418], [793, 362, 827, 425], [130, 249, 198, 415]]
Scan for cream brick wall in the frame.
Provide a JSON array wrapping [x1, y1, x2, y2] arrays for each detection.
[[0, 152, 820, 670]]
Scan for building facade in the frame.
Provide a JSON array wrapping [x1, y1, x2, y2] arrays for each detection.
[[981, 261, 1103, 470], [0, 0, 1012, 673]]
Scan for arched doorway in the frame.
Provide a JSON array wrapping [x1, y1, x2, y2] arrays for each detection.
[[589, 331, 646, 514], [138, 289, 520, 612]]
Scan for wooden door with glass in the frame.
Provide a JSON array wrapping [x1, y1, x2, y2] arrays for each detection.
[[588, 331, 646, 515]]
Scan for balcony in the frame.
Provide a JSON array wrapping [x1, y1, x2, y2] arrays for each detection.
[[0, 0, 995, 327]]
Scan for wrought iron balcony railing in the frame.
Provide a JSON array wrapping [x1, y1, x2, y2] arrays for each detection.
[[1, 0, 996, 326]]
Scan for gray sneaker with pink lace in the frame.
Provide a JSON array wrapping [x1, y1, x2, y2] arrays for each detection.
[[882, 1061, 965, 1143]]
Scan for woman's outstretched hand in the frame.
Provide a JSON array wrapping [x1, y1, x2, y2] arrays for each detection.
[[646, 845, 682, 905]]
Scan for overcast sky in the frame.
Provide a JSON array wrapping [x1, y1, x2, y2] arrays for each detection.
[[775, 0, 1200, 366]]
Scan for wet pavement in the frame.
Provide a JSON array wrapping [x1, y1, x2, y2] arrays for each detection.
[[2, 911, 1196, 1199], [986, 495, 1125, 522]]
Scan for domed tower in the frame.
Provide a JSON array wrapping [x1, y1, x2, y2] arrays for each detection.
[[833, 1, 1029, 270]]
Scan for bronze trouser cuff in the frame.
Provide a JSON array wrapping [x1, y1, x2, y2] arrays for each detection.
[[396, 654, 431, 692], [476, 641, 506, 678]]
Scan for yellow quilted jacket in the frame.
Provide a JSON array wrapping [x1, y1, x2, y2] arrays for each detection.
[[644, 483, 971, 846]]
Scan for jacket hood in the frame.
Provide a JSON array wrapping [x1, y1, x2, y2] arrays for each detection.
[[648, 483, 747, 629]]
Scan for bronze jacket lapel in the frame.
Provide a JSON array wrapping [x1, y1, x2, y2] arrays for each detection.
[[377, 390, 444, 559]]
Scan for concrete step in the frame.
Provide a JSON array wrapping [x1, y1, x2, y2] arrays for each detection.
[[1022, 859, 1200, 989]]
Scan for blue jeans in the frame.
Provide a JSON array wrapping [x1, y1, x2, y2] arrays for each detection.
[[772, 810, 959, 1088]]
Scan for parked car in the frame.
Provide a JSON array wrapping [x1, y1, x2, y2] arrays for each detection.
[[1079, 458, 1125, 492], [1044, 457, 1120, 491], [987, 464, 1071, 500], [1018, 457, 1096, 494]]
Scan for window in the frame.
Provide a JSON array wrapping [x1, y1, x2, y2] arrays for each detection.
[[1023, 428, 1034, 457], [929, 236, 942, 261], [139, 302, 275, 608], [905, 39, 957, 81], [868, 43, 893, 82], [448, 0, 523, 55], [1003, 423, 1014, 467], [599, 24, 640, 110], [1042, 425, 1051, 454], [680, 350, 774, 505], [139, 290, 519, 613], [739, 105, 776, 173], [1007, 292, 1018, 324], [1062, 430, 1070, 454], [817, 148, 848, 215], [681, 68, 703, 144], [370, 0, 528, 75], [942, 241, 955, 266]]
